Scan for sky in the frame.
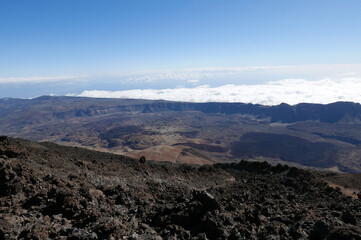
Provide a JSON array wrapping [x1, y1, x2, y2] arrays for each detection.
[[1, 0, 361, 104]]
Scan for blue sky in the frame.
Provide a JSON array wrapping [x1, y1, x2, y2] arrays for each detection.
[[0, 0, 361, 102]]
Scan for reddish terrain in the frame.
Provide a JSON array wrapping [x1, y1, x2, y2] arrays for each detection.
[[1, 97, 361, 172]]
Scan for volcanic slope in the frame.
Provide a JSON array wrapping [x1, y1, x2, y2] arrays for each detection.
[[0, 136, 361, 239], [2, 96, 361, 171]]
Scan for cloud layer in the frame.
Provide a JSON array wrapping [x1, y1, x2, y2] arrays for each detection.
[[1, 64, 360, 102], [0, 75, 89, 84], [2, 63, 360, 85], [78, 77, 361, 105], [96, 64, 361, 85]]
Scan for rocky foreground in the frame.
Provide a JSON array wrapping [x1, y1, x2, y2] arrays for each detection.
[[0, 136, 361, 239]]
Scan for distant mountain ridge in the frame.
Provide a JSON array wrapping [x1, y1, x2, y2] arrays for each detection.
[[1, 96, 361, 171], [1, 96, 361, 124]]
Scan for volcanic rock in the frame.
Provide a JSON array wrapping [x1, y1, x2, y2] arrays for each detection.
[[0, 137, 360, 239]]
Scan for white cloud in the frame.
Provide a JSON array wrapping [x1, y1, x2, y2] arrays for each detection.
[[102, 65, 293, 83], [2, 63, 361, 85], [0, 74, 89, 84], [77, 77, 361, 105], [103, 64, 361, 84], [187, 79, 199, 83], [340, 72, 358, 76]]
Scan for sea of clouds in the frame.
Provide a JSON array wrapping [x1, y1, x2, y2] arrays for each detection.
[[1, 64, 360, 104], [78, 77, 361, 106]]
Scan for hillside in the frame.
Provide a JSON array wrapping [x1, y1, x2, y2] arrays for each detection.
[[0, 136, 361, 239], [2, 96, 361, 124], [1, 96, 361, 172]]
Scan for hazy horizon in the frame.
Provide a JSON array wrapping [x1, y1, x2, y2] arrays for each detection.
[[1, 1, 360, 104]]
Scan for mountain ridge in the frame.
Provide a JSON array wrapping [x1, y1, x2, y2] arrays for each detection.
[[1, 96, 361, 172], [1, 96, 361, 124]]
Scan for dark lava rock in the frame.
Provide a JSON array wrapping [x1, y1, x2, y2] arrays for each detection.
[[328, 226, 361, 240], [139, 156, 146, 164], [341, 210, 357, 225], [192, 190, 220, 212], [309, 220, 331, 240], [0, 137, 361, 239]]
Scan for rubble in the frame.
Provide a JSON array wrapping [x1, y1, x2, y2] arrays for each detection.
[[0, 137, 360, 239]]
